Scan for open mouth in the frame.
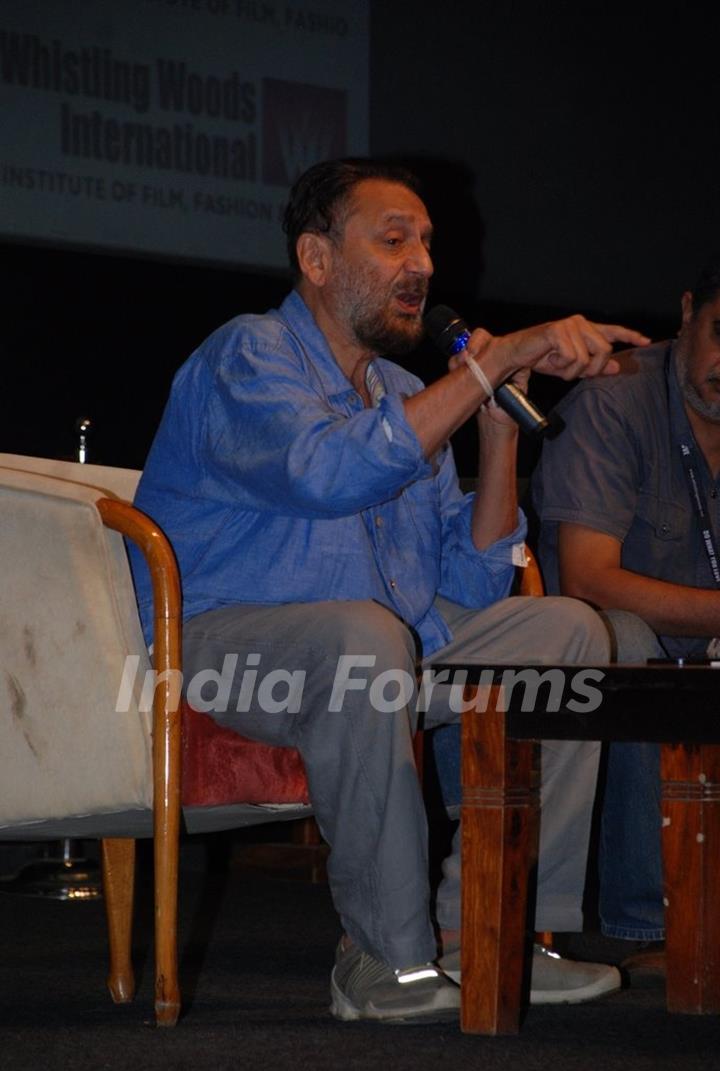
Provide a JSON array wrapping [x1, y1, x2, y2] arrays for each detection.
[[394, 290, 426, 315]]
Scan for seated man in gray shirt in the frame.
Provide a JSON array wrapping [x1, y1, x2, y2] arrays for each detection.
[[532, 261, 720, 962]]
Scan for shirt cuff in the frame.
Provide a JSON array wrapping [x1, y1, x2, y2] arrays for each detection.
[[458, 503, 529, 563], [376, 395, 432, 475]]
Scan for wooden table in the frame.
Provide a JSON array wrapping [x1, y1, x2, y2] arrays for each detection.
[[432, 663, 720, 1034]]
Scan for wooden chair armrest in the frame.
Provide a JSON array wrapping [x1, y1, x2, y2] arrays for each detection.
[[519, 546, 544, 598], [96, 496, 182, 1026]]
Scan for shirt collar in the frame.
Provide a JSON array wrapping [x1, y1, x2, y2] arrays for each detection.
[[277, 289, 364, 401]]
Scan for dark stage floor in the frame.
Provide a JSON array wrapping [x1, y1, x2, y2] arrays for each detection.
[[0, 836, 718, 1071]]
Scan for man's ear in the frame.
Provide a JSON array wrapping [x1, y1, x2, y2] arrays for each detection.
[[680, 290, 694, 329], [296, 232, 332, 287]]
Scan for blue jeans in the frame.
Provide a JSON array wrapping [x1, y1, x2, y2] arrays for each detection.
[[432, 609, 666, 940], [598, 739, 663, 939], [598, 610, 664, 940]]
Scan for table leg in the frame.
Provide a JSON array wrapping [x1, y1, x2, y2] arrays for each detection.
[[661, 742, 720, 1014], [461, 683, 539, 1034]]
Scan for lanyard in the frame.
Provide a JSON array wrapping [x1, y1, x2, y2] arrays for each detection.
[[668, 352, 720, 589], [677, 441, 720, 587]]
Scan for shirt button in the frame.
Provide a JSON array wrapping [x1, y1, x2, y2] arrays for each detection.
[[660, 523, 670, 534], [390, 579, 397, 589], [376, 517, 384, 527]]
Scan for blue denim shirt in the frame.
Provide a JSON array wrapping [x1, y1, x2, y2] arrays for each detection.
[[130, 290, 525, 654]]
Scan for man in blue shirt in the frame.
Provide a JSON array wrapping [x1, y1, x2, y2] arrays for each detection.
[[533, 263, 720, 968], [132, 157, 649, 1023]]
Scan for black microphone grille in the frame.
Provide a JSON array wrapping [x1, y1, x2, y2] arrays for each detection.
[[425, 304, 459, 337], [424, 305, 468, 356]]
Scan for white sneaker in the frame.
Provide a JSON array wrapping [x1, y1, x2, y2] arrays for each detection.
[[439, 943, 621, 1005]]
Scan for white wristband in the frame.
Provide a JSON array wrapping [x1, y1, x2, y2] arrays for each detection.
[[463, 352, 497, 406]]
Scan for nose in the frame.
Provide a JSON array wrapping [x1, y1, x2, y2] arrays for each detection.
[[405, 239, 434, 277]]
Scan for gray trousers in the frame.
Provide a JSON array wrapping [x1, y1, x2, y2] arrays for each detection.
[[183, 594, 609, 969]]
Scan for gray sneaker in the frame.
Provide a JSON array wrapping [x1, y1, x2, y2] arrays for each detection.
[[438, 943, 622, 1005], [330, 940, 461, 1024]]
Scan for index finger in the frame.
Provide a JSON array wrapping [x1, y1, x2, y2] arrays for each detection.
[[594, 324, 652, 348]]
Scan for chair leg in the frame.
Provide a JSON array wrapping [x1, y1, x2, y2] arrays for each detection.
[[154, 814, 181, 1026], [290, 817, 327, 883], [461, 683, 538, 1034], [661, 742, 720, 1014], [101, 837, 136, 1004]]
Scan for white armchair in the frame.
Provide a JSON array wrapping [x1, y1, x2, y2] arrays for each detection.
[[0, 454, 182, 1025]]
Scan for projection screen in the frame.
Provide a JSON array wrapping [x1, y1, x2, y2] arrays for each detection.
[[0, 0, 369, 269]]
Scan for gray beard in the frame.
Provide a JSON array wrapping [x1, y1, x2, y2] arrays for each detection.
[[676, 347, 720, 424], [352, 309, 424, 356]]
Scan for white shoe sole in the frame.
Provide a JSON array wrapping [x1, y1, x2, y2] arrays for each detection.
[[440, 963, 622, 1005], [530, 966, 622, 1005]]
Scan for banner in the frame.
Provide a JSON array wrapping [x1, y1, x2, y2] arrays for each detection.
[[0, 0, 368, 269]]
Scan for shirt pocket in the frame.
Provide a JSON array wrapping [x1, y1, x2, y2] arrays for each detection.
[[635, 491, 687, 541]]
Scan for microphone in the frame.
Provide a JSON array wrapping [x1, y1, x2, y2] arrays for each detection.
[[424, 305, 551, 437]]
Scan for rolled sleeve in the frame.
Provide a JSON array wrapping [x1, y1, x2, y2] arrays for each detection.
[[440, 494, 528, 608], [206, 327, 432, 517]]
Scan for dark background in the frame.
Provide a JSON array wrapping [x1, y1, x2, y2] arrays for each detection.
[[3, 0, 718, 476]]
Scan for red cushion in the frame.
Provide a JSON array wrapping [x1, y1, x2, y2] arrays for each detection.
[[181, 702, 310, 807]]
